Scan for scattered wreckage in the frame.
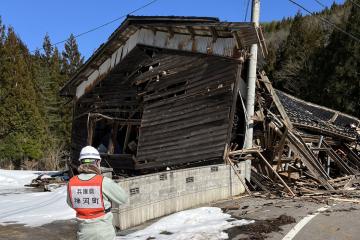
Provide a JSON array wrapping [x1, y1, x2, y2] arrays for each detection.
[[26, 171, 69, 191], [227, 72, 360, 202]]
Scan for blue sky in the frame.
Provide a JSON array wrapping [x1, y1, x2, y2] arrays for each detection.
[[0, 0, 345, 59]]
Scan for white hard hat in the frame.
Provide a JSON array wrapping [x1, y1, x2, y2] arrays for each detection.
[[79, 146, 101, 162]]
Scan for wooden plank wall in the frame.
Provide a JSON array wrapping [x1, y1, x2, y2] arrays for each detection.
[[70, 77, 139, 161], [70, 47, 240, 171], [135, 51, 238, 170]]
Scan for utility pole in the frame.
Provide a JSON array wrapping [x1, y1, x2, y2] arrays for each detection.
[[244, 0, 260, 149], [244, 0, 260, 180]]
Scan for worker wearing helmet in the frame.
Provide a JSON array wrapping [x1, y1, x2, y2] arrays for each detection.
[[67, 146, 128, 240]]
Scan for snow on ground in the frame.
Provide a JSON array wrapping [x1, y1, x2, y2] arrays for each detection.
[[0, 169, 251, 237], [117, 207, 254, 240], [0, 169, 75, 226], [0, 169, 44, 190]]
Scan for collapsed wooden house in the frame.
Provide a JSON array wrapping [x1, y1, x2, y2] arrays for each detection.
[[61, 16, 360, 195], [228, 73, 360, 196], [60, 16, 266, 174]]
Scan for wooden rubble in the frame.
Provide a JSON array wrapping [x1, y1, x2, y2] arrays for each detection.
[[226, 72, 360, 202]]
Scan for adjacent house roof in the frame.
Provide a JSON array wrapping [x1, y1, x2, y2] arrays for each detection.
[[276, 90, 360, 140], [60, 15, 265, 97]]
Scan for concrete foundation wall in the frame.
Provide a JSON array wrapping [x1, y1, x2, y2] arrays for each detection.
[[112, 162, 246, 230]]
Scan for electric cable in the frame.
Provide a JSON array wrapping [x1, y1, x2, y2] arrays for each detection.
[[45, 0, 158, 53], [1, 0, 159, 60], [313, 0, 326, 8], [245, 0, 251, 21], [288, 0, 360, 42]]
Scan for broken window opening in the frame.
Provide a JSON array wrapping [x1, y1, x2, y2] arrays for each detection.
[[231, 95, 246, 148], [91, 119, 140, 156]]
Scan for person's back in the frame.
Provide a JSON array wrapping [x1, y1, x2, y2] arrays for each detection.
[[67, 146, 128, 240]]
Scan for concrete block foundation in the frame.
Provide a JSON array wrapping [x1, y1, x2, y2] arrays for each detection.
[[113, 162, 247, 230]]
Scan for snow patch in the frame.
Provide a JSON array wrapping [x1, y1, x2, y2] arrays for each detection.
[[0, 186, 75, 226], [0, 169, 75, 226], [117, 207, 254, 240], [0, 169, 43, 190]]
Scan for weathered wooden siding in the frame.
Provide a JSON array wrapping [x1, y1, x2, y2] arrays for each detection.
[[70, 70, 140, 161], [71, 114, 88, 162], [135, 51, 238, 169], [70, 47, 241, 171]]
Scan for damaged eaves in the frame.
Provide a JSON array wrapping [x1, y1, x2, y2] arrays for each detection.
[[60, 16, 264, 98]]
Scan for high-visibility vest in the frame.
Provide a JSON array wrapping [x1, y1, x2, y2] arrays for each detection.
[[68, 175, 106, 219]]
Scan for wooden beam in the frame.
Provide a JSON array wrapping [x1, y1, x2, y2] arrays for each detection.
[[226, 157, 252, 196], [87, 117, 95, 145], [232, 31, 244, 49], [256, 151, 296, 197], [275, 127, 288, 171], [186, 26, 196, 40], [107, 122, 119, 154], [209, 27, 218, 43], [167, 26, 174, 39], [260, 73, 294, 130], [226, 62, 243, 145], [123, 125, 132, 154]]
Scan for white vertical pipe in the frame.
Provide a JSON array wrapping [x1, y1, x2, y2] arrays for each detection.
[[244, 0, 260, 149], [244, 0, 260, 180]]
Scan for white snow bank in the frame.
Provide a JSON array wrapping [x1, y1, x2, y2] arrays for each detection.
[[0, 169, 43, 189], [0, 169, 75, 226], [117, 207, 254, 240], [0, 186, 75, 226]]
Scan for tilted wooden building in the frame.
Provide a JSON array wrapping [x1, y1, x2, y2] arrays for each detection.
[[60, 16, 266, 173]]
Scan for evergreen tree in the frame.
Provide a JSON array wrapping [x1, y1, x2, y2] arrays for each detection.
[[0, 17, 5, 45], [274, 12, 326, 94], [62, 34, 84, 76], [42, 33, 53, 63], [34, 35, 70, 154], [320, 4, 360, 117], [0, 28, 48, 168]]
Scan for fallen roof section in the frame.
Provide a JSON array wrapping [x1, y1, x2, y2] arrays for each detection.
[[276, 90, 360, 140]]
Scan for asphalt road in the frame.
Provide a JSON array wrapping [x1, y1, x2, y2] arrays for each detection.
[[214, 196, 360, 240]]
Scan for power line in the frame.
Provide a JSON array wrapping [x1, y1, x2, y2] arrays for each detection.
[[244, 0, 251, 21], [45, 0, 159, 53], [313, 0, 326, 8], [288, 0, 360, 43], [1, 0, 159, 61]]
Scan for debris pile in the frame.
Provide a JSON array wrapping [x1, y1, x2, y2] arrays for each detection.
[[227, 72, 360, 201], [26, 171, 69, 191]]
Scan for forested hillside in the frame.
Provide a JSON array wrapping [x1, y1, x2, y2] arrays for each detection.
[[0, 17, 83, 169], [262, 0, 359, 118], [0, 0, 359, 170]]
